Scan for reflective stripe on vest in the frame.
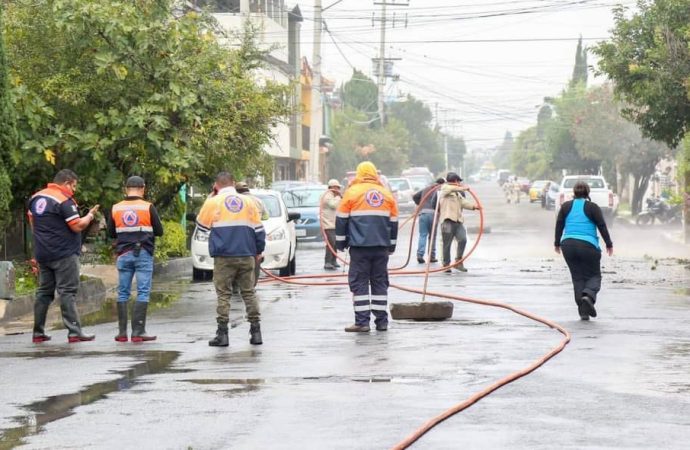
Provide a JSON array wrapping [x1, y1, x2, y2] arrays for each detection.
[[112, 200, 153, 234]]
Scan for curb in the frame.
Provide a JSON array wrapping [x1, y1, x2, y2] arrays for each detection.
[[0, 278, 106, 324], [154, 256, 192, 279], [0, 257, 192, 327]]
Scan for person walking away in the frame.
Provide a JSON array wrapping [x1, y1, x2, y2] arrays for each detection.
[[336, 161, 398, 332], [28, 169, 99, 343], [438, 172, 480, 273], [321, 179, 342, 270], [236, 181, 268, 285], [554, 181, 613, 320], [107, 176, 164, 342], [196, 172, 266, 346], [541, 181, 551, 209], [412, 178, 445, 264]]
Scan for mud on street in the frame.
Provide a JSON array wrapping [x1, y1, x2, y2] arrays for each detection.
[[1, 181, 689, 449]]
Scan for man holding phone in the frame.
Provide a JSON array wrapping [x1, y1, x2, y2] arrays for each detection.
[[28, 169, 99, 343]]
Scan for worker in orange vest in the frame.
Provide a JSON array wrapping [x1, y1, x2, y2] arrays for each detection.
[[28, 169, 99, 343], [107, 176, 164, 342], [336, 162, 399, 332]]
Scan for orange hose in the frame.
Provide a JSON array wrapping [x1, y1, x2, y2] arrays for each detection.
[[258, 185, 570, 449]]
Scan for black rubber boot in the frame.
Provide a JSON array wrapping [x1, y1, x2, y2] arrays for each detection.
[[131, 302, 156, 342], [114, 302, 129, 342], [209, 323, 229, 347], [249, 322, 263, 345], [32, 301, 52, 343], [61, 300, 95, 343]]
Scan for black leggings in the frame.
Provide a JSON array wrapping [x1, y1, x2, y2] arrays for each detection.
[[561, 239, 602, 305]]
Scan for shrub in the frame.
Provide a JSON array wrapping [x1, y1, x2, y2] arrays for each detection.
[[154, 220, 189, 262]]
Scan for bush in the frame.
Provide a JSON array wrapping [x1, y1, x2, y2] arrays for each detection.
[[14, 259, 38, 295], [155, 220, 189, 262]]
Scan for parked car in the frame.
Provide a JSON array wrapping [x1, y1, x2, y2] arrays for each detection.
[[544, 182, 559, 210], [342, 171, 392, 193], [401, 167, 435, 191], [529, 180, 551, 203], [191, 189, 300, 280], [387, 177, 416, 213], [555, 175, 618, 224], [270, 180, 317, 193], [282, 185, 328, 241]]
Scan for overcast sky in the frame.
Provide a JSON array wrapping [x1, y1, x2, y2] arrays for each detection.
[[294, 0, 637, 151]]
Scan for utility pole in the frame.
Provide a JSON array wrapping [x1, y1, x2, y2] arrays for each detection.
[[373, 1, 408, 127], [377, 1, 387, 126], [309, 0, 323, 182]]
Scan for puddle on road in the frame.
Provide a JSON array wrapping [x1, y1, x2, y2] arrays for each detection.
[[0, 350, 179, 450], [185, 378, 265, 386], [52, 292, 181, 329]]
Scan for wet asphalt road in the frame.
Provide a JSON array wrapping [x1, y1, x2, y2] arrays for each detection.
[[1, 181, 689, 449]]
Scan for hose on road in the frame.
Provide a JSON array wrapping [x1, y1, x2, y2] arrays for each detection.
[[258, 184, 571, 449]]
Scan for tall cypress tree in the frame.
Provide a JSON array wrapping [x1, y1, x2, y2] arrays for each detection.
[[0, 3, 18, 232], [570, 36, 588, 87]]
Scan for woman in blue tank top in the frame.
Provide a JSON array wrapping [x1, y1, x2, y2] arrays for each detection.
[[554, 181, 614, 320]]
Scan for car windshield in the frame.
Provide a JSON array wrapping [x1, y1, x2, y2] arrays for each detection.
[[282, 189, 323, 208], [407, 177, 428, 191], [563, 178, 605, 189], [532, 181, 546, 189], [388, 179, 411, 191], [255, 195, 282, 218]]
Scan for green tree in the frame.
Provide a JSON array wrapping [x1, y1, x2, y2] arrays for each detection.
[[329, 107, 410, 177], [493, 131, 514, 169], [593, 0, 690, 238], [388, 94, 445, 173], [570, 36, 588, 87], [570, 84, 671, 214], [5, 0, 288, 215], [512, 126, 554, 180], [341, 70, 379, 120], [593, 0, 690, 148], [0, 3, 16, 231]]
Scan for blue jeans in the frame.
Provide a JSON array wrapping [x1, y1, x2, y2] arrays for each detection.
[[116, 250, 154, 303], [417, 213, 438, 259]]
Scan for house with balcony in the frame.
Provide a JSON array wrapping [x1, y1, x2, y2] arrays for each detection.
[[193, 0, 307, 181]]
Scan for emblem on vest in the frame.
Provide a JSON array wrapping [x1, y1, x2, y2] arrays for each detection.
[[365, 189, 384, 208], [224, 195, 244, 213], [35, 198, 48, 215], [122, 210, 140, 227]]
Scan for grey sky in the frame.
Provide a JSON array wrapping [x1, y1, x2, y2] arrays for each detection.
[[297, 0, 636, 150]]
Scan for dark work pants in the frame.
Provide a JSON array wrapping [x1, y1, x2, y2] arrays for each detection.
[[348, 246, 389, 327], [324, 229, 338, 266], [441, 220, 468, 267], [35, 255, 83, 333], [561, 239, 602, 305]]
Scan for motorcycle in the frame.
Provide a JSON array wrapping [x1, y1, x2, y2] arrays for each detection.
[[636, 197, 682, 225]]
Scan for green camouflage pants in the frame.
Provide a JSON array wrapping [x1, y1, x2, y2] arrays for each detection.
[[213, 256, 260, 324]]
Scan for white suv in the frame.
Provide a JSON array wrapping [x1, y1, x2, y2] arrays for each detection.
[[191, 189, 300, 280]]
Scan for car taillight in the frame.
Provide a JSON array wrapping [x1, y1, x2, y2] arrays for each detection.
[[559, 193, 564, 204], [608, 192, 614, 208]]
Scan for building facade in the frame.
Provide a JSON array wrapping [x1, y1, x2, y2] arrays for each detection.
[[196, 0, 307, 182]]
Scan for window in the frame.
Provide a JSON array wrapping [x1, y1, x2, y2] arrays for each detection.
[[563, 178, 605, 189], [255, 195, 282, 218], [282, 189, 322, 208], [195, 0, 240, 13], [388, 179, 411, 191]]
